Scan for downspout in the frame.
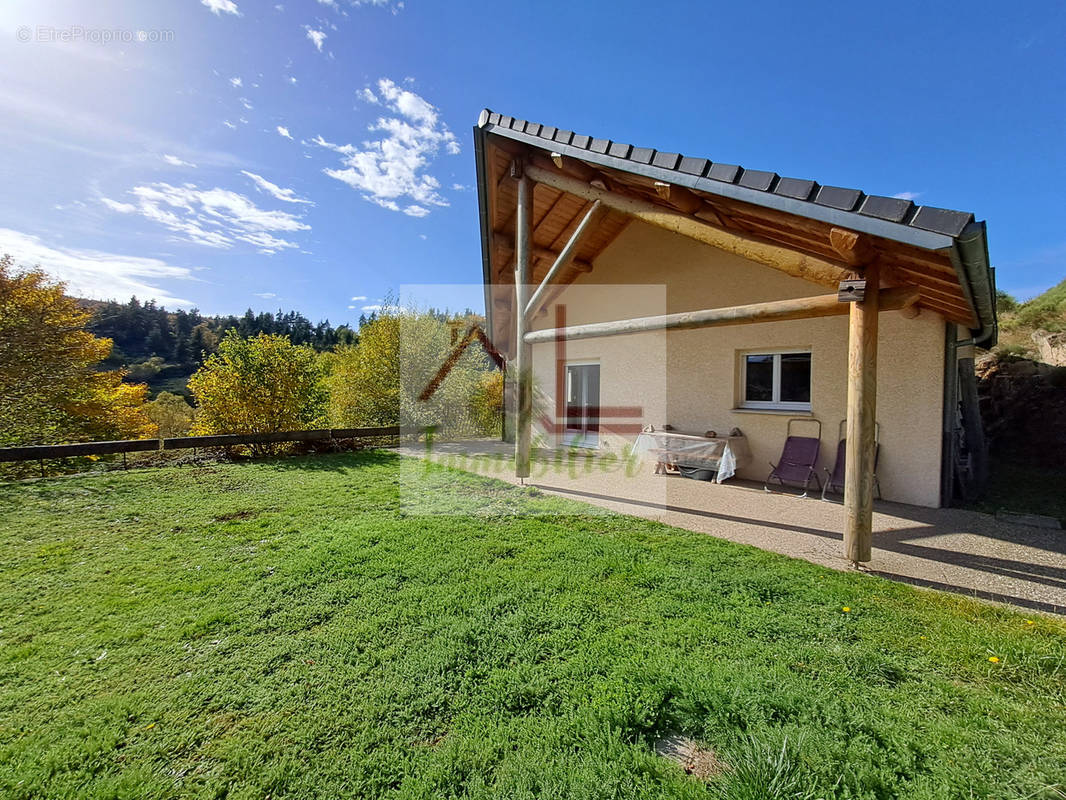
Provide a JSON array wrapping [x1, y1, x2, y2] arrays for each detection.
[[951, 221, 998, 348], [940, 323, 959, 507]]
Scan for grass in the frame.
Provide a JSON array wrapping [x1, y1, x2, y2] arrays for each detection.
[[1, 451, 1064, 799]]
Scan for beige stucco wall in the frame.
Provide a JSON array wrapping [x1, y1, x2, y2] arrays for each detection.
[[526, 221, 947, 508]]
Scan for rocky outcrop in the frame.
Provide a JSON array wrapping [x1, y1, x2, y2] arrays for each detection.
[[976, 354, 1066, 467], [1032, 329, 1066, 367]]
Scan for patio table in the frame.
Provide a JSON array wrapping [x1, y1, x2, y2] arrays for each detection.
[[633, 430, 750, 483]]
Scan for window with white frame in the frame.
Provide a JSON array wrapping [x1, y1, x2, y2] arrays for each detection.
[[740, 350, 812, 411]]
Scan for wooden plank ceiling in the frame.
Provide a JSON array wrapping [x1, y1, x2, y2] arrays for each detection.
[[484, 133, 977, 351]]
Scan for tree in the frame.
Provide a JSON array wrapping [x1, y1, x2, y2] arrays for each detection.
[[328, 304, 496, 437], [144, 391, 196, 438], [188, 331, 327, 450], [996, 289, 1019, 315], [0, 255, 156, 447]]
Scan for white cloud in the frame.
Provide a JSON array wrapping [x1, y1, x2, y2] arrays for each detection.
[[240, 97, 254, 110], [100, 198, 136, 213], [201, 0, 240, 16], [163, 154, 196, 168], [305, 26, 327, 52], [277, 125, 294, 140], [361, 304, 382, 312], [317, 0, 338, 6], [101, 182, 311, 254], [254, 292, 278, 299], [229, 76, 243, 88], [314, 78, 460, 216], [223, 120, 237, 129], [358, 87, 379, 104], [287, 76, 298, 85], [241, 170, 313, 205], [350, 295, 367, 301], [451, 183, 469, 191], [0, 228, 196, 306], [892, 191, 922, 201]]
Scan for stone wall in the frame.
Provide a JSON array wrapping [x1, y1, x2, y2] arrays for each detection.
[[976, 354, 1066, 467]]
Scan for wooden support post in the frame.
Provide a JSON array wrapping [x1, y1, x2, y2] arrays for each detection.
[[844, 261, 880, 564], [514, 164, 533, 480]]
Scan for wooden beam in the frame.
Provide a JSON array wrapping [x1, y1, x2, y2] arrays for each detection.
[[524, 285, 919, 345], [844, 261, 880, 564], [830, 228, 875, 266], [524, 163, 851, 289], [527, 200, 606, 317], [514, 167, 533, 480], [494, 233, 594, 273]]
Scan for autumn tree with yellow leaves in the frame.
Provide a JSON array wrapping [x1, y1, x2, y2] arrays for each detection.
[[0, 255, 156, 448], [189, 330, 328, 453]]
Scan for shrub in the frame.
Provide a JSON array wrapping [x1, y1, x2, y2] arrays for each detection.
[[189, 331, 327, 453]]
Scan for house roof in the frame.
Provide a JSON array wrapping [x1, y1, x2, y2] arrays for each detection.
[[474, 109, 997, 349]]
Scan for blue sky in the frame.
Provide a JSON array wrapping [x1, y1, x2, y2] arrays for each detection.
[[0, 0, 1063, 325]]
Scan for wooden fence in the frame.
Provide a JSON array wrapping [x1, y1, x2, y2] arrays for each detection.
[[0, 426, 404, 463]]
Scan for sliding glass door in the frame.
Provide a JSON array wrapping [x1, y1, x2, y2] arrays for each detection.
[[565, 363, 600, 447]]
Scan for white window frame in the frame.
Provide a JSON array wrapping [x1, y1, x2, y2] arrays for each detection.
[[739, 349, 812, 412]]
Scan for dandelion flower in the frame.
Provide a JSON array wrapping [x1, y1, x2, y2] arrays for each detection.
[[145, 722, 156, 729], [1024, 620, 1034, 625], [988, 656, 1000, 663], [842, 607, 851, 613]]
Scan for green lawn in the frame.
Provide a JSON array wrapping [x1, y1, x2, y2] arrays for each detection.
[[1, 452, 1064, 799]]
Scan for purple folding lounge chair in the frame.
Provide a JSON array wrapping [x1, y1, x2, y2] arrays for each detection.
[[821, 420, 882, 502], [764, 418, 822, 497]]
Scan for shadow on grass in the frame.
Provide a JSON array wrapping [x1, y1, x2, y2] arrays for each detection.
[[250, 447, 405, 474]]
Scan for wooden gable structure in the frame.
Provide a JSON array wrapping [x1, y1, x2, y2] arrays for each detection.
[[473, 109, 997, 564]]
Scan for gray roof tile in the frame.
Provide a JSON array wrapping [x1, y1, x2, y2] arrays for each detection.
[[774, 177, 817, 201], [859, 195, 915, 224], [910, 206, 974, 237], [608, 141, 632, 159], [815, 186, 864, 211], [678, 156, 710, 176], [738, 169, 778, 192], [630, 147, 655, 165], [589, 138, 611, 154], [652, 151, 681, 170], [707, 163, 741, 183]]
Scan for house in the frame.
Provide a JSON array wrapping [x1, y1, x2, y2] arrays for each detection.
[[472, 110, 997, 563]]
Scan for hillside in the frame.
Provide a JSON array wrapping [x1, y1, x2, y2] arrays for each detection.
[[995, 278, 1066, 364], [84, 298, 359, 397]]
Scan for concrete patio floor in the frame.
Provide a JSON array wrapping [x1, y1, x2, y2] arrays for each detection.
[[400, 440, 1066, 616]]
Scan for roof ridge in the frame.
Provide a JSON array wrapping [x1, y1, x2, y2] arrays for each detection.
[[476, 108, 975, 238]]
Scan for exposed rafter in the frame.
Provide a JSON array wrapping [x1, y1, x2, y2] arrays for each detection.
[[524, 161, 852, 290]]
